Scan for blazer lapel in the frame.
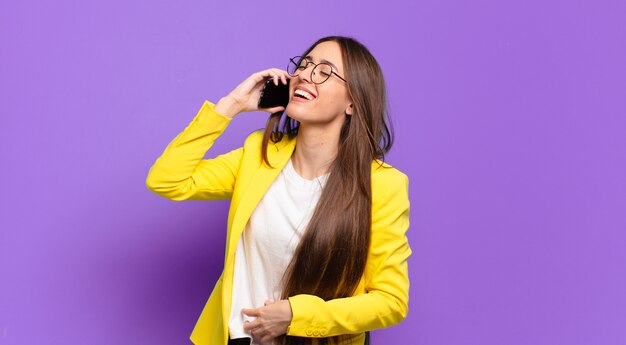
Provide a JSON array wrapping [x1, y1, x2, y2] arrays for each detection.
[[225, 136, 297, 260]]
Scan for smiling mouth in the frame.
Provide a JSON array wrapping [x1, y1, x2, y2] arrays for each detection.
[[294, 89, 316, 101]]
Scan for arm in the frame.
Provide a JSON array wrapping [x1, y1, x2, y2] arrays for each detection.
[[145, 101, 242, 201], [146, 68, 292, 201], [286, 171, 411, 337]]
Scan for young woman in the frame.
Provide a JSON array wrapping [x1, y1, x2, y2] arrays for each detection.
[[146, 36, 411, 345]]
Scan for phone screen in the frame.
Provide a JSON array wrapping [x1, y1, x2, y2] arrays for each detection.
[[258, 79, 290, 109]]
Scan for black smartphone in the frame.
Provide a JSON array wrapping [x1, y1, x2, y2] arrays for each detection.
[[258, 78, 290, 109]]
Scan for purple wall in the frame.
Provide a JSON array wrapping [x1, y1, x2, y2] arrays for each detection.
[[1, 0, 625, 344]]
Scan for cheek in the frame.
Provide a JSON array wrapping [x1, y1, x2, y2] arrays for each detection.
[[319, 86, 348, 107], [326, 99, 344, 112], [324, 92, 349, 112]]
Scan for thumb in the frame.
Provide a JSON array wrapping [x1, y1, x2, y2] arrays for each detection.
[[261, 106, 286, 114]]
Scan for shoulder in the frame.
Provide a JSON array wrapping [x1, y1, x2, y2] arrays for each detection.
[[371, 161, 409, 193], [371, 161, 410, 213], [241, 130, 295, 150], [242, 130, 265, 149], [239, 130, 296, 167]]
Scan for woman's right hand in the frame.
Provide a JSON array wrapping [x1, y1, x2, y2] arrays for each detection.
[[214, 68, 291, 118]]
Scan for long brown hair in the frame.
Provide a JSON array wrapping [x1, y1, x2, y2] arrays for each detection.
[[261, 36, 393, 345]]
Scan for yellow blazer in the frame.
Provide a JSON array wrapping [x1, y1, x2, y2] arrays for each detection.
[[146, 101, 411, 345]]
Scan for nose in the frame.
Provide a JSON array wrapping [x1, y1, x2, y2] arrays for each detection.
[[297, 63, 315, 84]]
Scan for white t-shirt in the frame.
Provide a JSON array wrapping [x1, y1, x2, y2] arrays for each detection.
[[228, 158, 329, 344]]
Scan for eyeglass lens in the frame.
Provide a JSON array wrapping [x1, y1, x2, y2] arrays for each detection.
[[288, 57, 333, 84]]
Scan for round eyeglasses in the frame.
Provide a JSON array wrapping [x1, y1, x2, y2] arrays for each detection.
[[287, 56, 346, 84]]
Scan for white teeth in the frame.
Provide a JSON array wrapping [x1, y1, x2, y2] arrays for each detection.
[[295, 89, 314, 100]]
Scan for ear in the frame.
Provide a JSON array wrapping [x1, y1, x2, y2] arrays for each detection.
[[345, 103, 354, 116]]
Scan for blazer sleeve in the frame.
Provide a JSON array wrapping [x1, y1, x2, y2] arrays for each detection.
[[286, 169, 411, 338], [145, 101, 243, 201]]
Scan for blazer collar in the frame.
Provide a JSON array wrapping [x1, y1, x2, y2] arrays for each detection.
[[226, 135, 297, 259]]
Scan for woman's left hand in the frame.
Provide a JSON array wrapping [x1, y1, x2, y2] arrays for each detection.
[[242, 299, 293, 343]]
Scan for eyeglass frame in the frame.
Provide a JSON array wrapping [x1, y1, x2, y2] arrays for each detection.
[[287, 56, 347, 84]]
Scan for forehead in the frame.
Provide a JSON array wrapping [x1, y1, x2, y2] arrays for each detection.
[[306, 41, 344, 72]]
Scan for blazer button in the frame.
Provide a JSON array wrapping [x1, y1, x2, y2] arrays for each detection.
[[305, 328, 314, 336], [320, 327, 328, 336], [313, 328, 320, 336]]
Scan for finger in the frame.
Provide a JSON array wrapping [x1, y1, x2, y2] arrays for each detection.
[[251, 71, 270, 85], [259, 328, 279, 344], [270, 69, 288, 85], [268, 67, 287, 75], [250, 327, 269, 344], [262, 106, 285, 114], [242, 307, 261, 317], [243, 319, 260, 332], [258, 68, 289, 85], [283, 72, 292, 83], [254, 328, 273, 344], [260, 334, 274, 343], [264, 299, 275, 306], [251, 330, 264, 344], [263, 68, 289, 79], [252, 70, 277, 87], [249, 327, 258, 342]]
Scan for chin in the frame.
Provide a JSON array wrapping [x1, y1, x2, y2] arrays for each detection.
[[285, 103, 307, 121]]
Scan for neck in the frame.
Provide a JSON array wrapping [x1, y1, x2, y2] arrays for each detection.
[[292, 124, 340, 180]]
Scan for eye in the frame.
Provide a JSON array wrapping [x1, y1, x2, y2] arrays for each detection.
[[318, 64, 333, 77], [297, 59, 311, 69]]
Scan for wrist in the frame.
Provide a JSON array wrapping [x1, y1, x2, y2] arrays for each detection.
[[282, 299, 293, 321], [214, 96, 240, 118]]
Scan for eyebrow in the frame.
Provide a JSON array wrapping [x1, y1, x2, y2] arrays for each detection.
[[303, 55, 340, 72]]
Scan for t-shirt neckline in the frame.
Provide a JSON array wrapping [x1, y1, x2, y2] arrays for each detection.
[[283, 158, 330, 189]]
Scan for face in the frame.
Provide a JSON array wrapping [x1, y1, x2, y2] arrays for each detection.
[[286, 41, 353, 128]]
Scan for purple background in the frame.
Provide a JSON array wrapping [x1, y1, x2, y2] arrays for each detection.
[[1, 0, 625, 344]]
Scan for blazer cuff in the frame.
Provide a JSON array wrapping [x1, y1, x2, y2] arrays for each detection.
[[286, 295, 330, 337], [194, 100, 232, 129]]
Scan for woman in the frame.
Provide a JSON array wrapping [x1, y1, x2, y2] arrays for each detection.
[[146, 36, 411, 345]]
